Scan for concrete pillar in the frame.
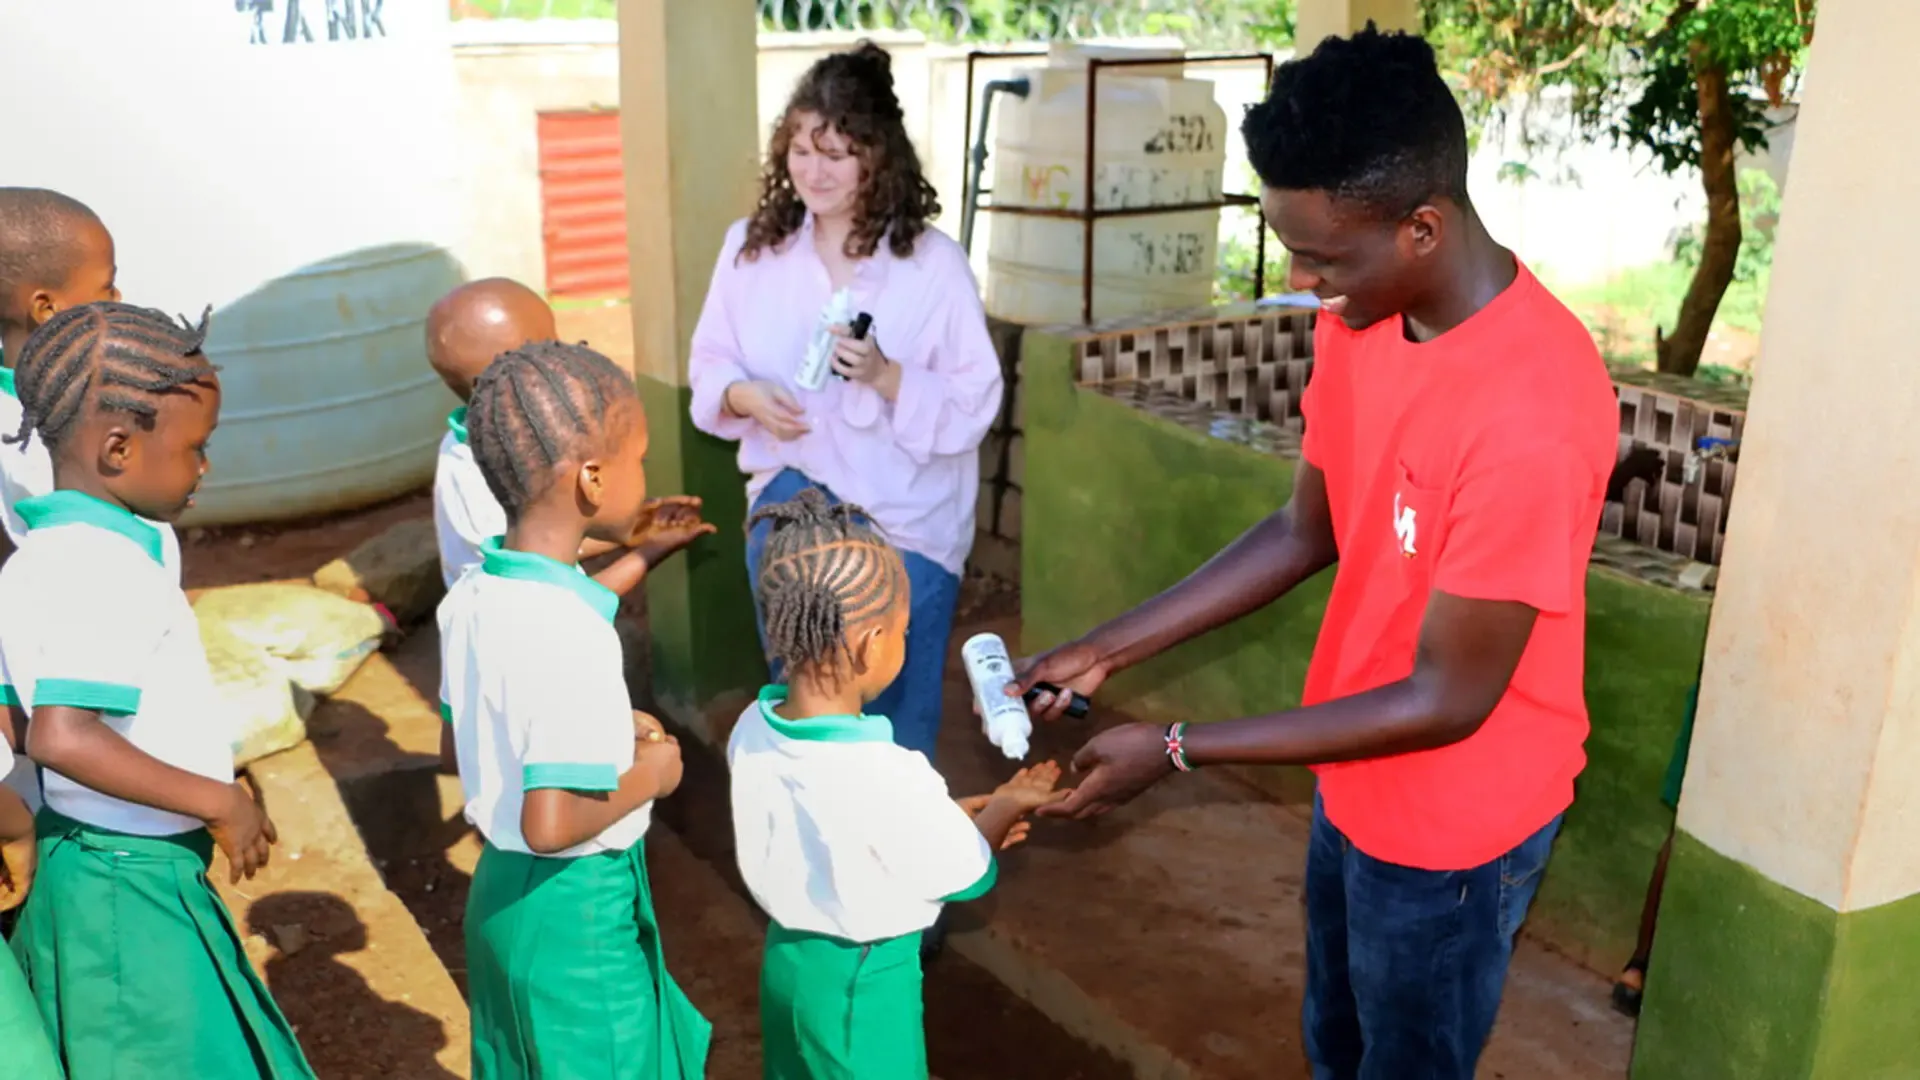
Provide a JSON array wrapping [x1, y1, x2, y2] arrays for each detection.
[[1293, 0, 1420, 54], [616, 0, 764, 736], [1631, 4, 1920, 1078]]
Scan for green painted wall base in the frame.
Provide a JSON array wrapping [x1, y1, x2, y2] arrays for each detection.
[[1018, 329, 1710, 970], [1633, 830, 1920, 1079], [635, 375, 765, 731]]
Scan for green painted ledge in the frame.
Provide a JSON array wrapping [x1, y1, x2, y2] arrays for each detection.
[[1632, 830, 1920, 1079], [635, 375, 765, 719], [1019, 328, 1710, 970]]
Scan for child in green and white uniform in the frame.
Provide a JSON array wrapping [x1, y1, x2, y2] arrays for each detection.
[[729, 489, 1064, 1080], [0, 190, 181, 821], [0, 302, 312, 1078], [0, 686, 60, 1080], [439, 340, 709, 1079]]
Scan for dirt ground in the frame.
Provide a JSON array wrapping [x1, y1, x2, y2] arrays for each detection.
[[178, 489, 434, 591]]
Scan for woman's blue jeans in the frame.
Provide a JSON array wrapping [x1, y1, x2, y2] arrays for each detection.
[[743, 468, 959, 762]]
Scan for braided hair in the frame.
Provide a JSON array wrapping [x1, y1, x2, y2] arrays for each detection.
[[6, 301, 218, 453], [465, 339, 635, 519], [750, 488, 908, 679]]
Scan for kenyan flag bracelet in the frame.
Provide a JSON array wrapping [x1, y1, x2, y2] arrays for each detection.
[[1165, 723, 1193, 772]]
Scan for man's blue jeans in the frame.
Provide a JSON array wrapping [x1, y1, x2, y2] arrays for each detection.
[[743, 468, 959, 762], [1303, 795, 1562, 1080]]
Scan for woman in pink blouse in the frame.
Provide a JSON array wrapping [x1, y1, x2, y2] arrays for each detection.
[[688, 42, 1003, 764]]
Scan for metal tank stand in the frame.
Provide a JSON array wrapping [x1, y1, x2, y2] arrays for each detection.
[[961, 48, 1276, 324]]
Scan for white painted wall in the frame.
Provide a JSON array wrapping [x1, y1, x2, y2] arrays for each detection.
[[450, 19, 621, 290]]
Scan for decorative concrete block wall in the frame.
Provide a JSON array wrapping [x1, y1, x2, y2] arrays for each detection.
[[1608, 370, 1748, 566], [971, 301, 1751, 575]]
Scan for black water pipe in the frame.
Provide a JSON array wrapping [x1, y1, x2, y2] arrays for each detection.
[[961, 76, 1031, 255]]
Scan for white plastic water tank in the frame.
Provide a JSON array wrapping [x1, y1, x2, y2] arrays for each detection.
[[0, 1, 464, 525], [986, 43, 1229, 325]]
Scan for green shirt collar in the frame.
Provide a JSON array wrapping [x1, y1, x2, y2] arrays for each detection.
[[756, 684, 895, 744], [479, 536, 617, 623], [16, 491, 165, 566], [0, 366, 15, 400], [447, 406, 469, 446]]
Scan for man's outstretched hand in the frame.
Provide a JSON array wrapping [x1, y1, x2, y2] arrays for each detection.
[[628, 496, 718, 567], [1037, 722, 1173, 820], [1007, 639, 1111, 723]]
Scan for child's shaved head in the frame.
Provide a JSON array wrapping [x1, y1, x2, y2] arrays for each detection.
[[0, 189, 118, 356], [425, 278, 557, 401]]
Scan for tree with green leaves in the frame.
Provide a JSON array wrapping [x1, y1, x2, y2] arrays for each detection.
[[1418, 0, 1813, 377]]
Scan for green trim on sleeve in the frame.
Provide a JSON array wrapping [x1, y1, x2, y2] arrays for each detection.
[[439, 701, 454, 724], [0, 366, 15, 399], [447, 406, 470, 446], [942, 858, 999, 902], [0, 685, 19, 709], [34, 678, 141, 717], [522, 762, 619, 793]]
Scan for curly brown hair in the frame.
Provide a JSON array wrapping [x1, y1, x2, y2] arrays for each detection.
[[740, 41, 940, 264]]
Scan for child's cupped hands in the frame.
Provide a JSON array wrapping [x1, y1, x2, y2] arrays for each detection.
[[958, 762, 1071, 850], [994, 761, 1069, 812], [627, 496, 718, 564], [633, 709, 670, 744], [0, 831, 34, 913]]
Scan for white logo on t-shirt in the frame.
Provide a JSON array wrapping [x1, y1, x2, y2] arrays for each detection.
[[1393, 493, 1418, 557]]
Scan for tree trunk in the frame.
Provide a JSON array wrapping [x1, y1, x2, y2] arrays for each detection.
[[1658, 43, 1742, 377]]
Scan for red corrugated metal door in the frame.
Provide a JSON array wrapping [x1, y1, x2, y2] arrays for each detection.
[[536, 110, 630, 300]]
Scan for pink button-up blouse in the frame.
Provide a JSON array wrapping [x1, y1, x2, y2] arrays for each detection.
[[688, 216, 1004, 576]]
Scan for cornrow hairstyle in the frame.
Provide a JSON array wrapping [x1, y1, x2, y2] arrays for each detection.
[[6, 301, 218, 453], [0, 188, 100, 325], [750, 487, 909, 679], [464, 338, 636, 519]]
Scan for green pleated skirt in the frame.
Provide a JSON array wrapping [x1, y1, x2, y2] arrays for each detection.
[[0, 927, 61, 1079], [760, 923, 927, 1080], [10, 808, 315, 1079], [465, 838, 711, 1080]]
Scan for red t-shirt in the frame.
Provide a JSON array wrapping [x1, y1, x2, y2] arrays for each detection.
[[1300, 262, 1617, 871]]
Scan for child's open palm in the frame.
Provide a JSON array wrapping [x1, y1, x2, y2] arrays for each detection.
[[994, 761, 1068, 812], [958, 762, 1069, 850], [627, 496, 718, 566]]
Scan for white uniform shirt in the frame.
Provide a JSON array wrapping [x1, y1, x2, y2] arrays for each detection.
[[439, 537, 648, 857], [729, 686, 997, 944], [433, 408, 507, 588], [0, 369, 183, 570], [0, 492, 235, 835]]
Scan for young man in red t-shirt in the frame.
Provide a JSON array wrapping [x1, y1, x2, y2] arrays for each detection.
[[1014, 27, 1618, 1078]]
